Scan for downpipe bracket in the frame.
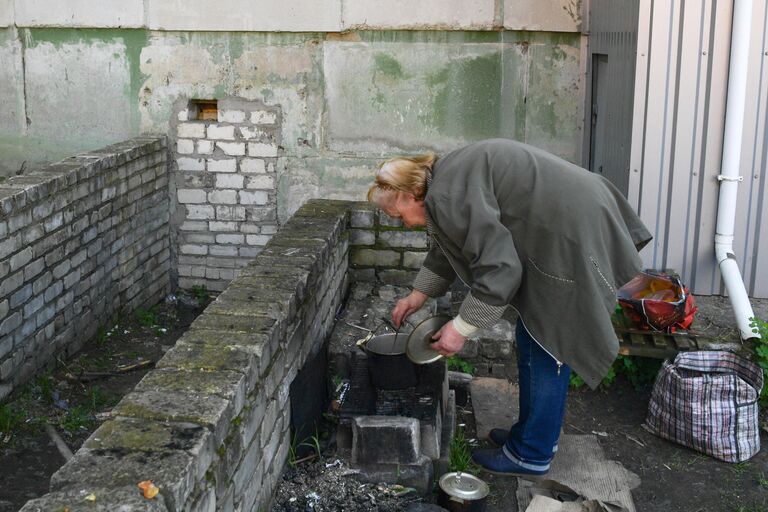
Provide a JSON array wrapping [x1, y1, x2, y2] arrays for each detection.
[[717, 174, 743, 182]]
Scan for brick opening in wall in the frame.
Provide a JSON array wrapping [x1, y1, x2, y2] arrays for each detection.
[[290, 341, 330, 458], [189, 99, 218, 121]]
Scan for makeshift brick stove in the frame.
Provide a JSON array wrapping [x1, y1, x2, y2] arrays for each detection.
[[329, 287, 457, 494]]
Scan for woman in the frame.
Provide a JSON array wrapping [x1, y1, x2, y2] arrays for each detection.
[[367, 138, 651, 478]]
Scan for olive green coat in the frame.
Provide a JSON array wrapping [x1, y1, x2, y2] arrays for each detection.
[[412, 139, 652, 388]]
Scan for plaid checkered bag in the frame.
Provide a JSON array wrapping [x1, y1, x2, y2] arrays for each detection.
[[644, 351, 763, 462]]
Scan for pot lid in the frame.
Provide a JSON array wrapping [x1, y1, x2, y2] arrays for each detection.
[[406, 315, 451, 364], [439, 472, 490, 501]]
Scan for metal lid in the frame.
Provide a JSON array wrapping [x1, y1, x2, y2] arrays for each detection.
[[405, 315, 451, 364], [439, 472, 490, 501]]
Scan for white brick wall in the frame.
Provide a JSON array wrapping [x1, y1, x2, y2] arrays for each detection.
[[173, 100, 281, 290]]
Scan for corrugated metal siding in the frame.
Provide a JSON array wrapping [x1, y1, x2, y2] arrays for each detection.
[[586, 0, 640, 195], [628, 0, 768, 298]]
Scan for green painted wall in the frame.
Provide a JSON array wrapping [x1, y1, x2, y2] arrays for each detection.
[[0, 27, 582, 216]]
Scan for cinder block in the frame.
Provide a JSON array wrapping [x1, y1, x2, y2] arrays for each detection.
[[216, 234, 244, 245], [216, 142, 246, 156], [379, 230, 427, 249], [177, 157, 205, 171], [197, 140, 214, 154], [251, 111, 278, 124], [207, 125, 235, 140], [208, 190, 238, 205], [245, 235, 271, 246], [350, 229, 375, 246], [219, 110, 246, 123], [216, 174, 245, 189], [178, 123, 206, 138], [352, 416, 421, 465], [177, 139, 195, 154], [350, 208, 375, 228], [239, 191, 269, 205], [403, 251, 427, 269], [177, 189, 207, 204], [240, 158, 266, 174], [208, 158, 237, 173], [245, 175, 274, 189], [186, 205, 216, 220], [247, 143, 278, 157]]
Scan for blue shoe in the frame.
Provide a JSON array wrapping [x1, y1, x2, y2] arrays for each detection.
[[471, 448, 549, 480], [487, 428, 558, 454]]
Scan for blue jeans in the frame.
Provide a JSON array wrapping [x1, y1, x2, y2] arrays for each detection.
[[502, 319, 571, 472]]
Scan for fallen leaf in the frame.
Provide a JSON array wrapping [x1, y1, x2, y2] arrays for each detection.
[[84, 493, 96, 502], [138, 480, 160, 499]]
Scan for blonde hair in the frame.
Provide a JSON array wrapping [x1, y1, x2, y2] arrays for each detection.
[[366, 153, 436, 205]]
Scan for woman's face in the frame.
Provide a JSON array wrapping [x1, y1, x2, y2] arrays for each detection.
[[380, 192, 426, 228]]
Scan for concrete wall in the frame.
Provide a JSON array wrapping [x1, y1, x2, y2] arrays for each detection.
[[0, 137, 170, 401], [1, 0, 582, 31]]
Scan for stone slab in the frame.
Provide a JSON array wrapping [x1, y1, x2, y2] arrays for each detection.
[[517, 434, 640, 512], [469, 377, 519, 440], [342, 0, 495, 29], [19, 485, 169, 511], [148, 0, 341, 31], [14, 0, 144, 27]]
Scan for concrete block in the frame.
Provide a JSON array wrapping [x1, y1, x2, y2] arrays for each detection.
[[251, 111, 278, 124], [216, 174, 245, 189], [342, 0, 495, 29], [197, 140, 215, 154], [350, 229, 375, 246], [0, 0, 13, 27], [246, 235, 271, 246], [177, 139, 195, 154], [504, 0, 582, 32], [352, 416, 420, 465], [178, 189, 207, 203], [208, 158, 237, 173], [209, 190, 238, 205], [379, 230, 427, 249], [216, 142, 246, 156], [19, 486, 169, 512], [350, 454, 434, 496], [239, 191, 269, 205], [248, 142, 278, 157], [219, 110, 246, 123], [240, 158, 266, 174], [181, 244, 208, 256], [403, 251, 427, 269], [245, 175, 275, 189], [210, 245, 239, 257], [215, 206, 246, 221], [14, 0, 144, 28], [177, 157, 205, 171], [147, 0, 342, 31], [178, 123, 206, 139], [216, 234, 244, 245], [350, 249, 400, 267], [208, 124, 236, 140]]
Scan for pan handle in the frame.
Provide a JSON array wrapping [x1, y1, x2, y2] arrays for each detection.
[[355, 332, 374, 350]]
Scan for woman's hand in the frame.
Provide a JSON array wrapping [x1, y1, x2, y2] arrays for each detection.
[[430, 320, 467, 357], [392, 290, 428, 328]]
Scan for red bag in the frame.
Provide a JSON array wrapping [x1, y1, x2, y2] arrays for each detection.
[[617, 271, 697, 332]]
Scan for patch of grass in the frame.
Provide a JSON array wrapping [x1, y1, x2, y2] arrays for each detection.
[[757, 472, 768, 490], [191, 285, 210, 307], [448, 426, 479, 474], [135, 307, 157, 327], [570, 355, 660, 390], [446, 356, 476, 375], [749, 317, 768, 407], [85, 386, 116, 411], [733, 503, 768, 512], [731, 462, 753, 476], [0, 404, 27, 436], [59, 405, 93, 435]]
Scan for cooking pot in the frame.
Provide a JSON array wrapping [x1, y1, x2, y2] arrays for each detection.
[[357, 332, 418, 389], [437, 472, 489, 512]]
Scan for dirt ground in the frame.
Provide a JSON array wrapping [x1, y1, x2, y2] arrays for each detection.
[[2, 291, 767, 511], [0, 291, 209, 512]]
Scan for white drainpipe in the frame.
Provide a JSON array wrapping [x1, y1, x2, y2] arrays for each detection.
[[715, 0, 757, 340]]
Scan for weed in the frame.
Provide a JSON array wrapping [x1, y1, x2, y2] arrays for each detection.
[[59, 406, 93, 434], [288, 431, 301, 466], [448, 426, 479, 474], [299, 429, 322, 458], [757, 472, 768, 490], [749, 317, 768, 406], [86, 386, 115, 411], [135, 307, 157, 327], [446, 356, 476, 375], [0, 404, 27, 436], [192, 285, 210, 307], [731, 462, 753, 476], [570, 355, 660, 390]]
